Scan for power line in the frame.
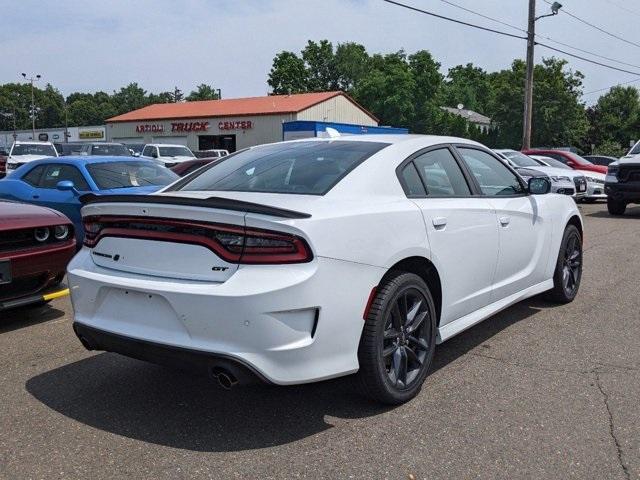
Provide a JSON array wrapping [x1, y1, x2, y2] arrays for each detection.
[[599, 0, 640, 18], [382, 0, 527, 40], [383, 0, 640, 76], [583, 77, 640, 96], [543, 0, 640, 49], [437, 0, 640, 71]]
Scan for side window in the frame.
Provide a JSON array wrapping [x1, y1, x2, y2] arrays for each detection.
[[22, 165, 46, 186], [413, 148, 471, 196], [544, 152, 568, 164], [38, 164, 90, 191], [142, 146, 153, 157], [458, 148, 525, 196], [399, 162, 426, 196]]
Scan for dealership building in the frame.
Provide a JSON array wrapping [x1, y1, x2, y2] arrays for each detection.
[[106, 91, 405, 152]]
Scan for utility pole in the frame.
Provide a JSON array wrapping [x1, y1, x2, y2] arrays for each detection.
[[522, 2, 562, 150], [21, 72, 41, 139], [522, 0, 536, 150]]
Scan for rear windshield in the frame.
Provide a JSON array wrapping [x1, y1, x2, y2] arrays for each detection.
[[86, 161, 178, 189], [89, 144, 131, 156], [176, 141, 387, 195], [159, 146, 193, 157], [502, 151, 539, 167], [11, 144, 56, 157]]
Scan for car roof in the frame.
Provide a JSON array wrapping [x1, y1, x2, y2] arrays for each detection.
[[14, 141, 53, 145], [145, 144, 190, 147], [19, 155, 154, 166], [279, 134, 485, 148]]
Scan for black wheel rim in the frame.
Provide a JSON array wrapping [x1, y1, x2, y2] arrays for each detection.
[[382, 288, 431, 389], [562, 233, 582, 296]]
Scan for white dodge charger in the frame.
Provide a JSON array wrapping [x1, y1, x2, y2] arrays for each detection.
[[68, 135, 583, 404]]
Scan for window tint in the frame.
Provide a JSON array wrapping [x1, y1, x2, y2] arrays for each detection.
[[37, 164, 90, 190], [88, 144, 131, 156], [178, 141, 388, 195], [400, 163, 426, 196], [22, 165, 46, 186], [458, 148, 525, 196], [158, 146, 193, 157], [86, 161, 178, 189], [142, 146, 154, 157], [413, 148, 471, 196], [543, 152, 568, 164]]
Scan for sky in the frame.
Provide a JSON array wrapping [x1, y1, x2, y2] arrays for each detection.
[[1, 0, 639, 105]]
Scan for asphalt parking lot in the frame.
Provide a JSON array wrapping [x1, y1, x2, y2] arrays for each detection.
[[1, 201, 639, 480]]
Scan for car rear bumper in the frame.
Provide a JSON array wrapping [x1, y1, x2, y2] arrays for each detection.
[[67, 248, 385, 385]]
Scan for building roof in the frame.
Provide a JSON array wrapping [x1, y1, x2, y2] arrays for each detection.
[[107, 91, 377, 123], [441, 107, 491, 125]]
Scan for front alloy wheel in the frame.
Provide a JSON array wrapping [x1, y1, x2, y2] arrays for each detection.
[[357, 272, 436, 404], [547, 224, 583, 303]]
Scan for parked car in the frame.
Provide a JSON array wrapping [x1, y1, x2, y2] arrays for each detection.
[[194, 149, 229, 159], [0, 200, 75, 310], [68, 135, 583, 404], [522, 149, 608, 174], [0, 151, 7, 178], [604, 156, 640, 215], [0, 156, 178, 243], [125, 143, 145, 157], [529, 154, 604, 202], [5, 141, 58, 173], [141, 144, 196, 167], [78, 142, 132, 157], [583, 155, 617, 166], [54, 142, 84, 156], [170, 157, 221, 177], [495, 149, 586, 199]]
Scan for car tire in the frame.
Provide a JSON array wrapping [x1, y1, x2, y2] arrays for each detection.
[[546, 224, 582, 304], [582, 198, 596, 204], [607, 198, 626, 215], [357, 271, 436, 405]]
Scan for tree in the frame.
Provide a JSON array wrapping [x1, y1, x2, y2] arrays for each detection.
[[442, 63, 492, 114], [333, 42, 370, 92], [301, 40, 337, 91], [585, 86, 640, 152], [268, 51, 308, 94], [186, 84, 220, 101]]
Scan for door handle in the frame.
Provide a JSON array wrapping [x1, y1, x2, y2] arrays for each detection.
[[32, 195, 40, 199], [432, 217, 447, 229], [499, 216, 510, 226]]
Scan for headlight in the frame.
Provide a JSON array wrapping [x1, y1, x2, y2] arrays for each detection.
[[587, 176, 605, 184], [54, 225, 70, 240], [551, 176, 570, 182], [34, 227, 50, 242]]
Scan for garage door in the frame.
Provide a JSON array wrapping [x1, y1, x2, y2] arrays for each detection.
[[151, 136, 188, 145]]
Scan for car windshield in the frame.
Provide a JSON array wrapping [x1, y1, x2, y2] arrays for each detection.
[[158, 146, 193, 157], [629, 142, 640, 155], [89, 144, 131, 156], [501, 151, 540, 167], [177, 141, 388, 195], [536, 157, 571, 170], [86, 161, 178, 189], [11, 144, 56, 156], [565, 152, 593, 165]]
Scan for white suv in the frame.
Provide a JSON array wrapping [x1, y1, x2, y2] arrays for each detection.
[[141, 144, 196, 167], [6, 141, 58, 172]]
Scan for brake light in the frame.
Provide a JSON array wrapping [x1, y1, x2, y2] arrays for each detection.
[[82, 216, 312, 264]]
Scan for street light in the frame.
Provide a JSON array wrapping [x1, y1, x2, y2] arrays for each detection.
[[522, 1, 562, 149], [21, 72, 41, 139]]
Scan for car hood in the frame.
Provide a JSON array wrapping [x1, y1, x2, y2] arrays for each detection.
[[579, 171, 606, 180], [0, 200, 69, 231], [529, 166, 582, 178], [8, 154, 52, 163], [99, 185, 165, 195], [610, 157, 640, 167]]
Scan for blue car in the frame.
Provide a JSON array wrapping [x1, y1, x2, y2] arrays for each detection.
[[0, 156, 179, 243]]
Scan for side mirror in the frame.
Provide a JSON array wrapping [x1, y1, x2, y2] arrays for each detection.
[[56, 180, 79, 195], [528, 177, 551, 195]]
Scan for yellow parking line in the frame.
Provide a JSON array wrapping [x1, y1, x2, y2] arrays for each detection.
[[42, 288, 70, 302]]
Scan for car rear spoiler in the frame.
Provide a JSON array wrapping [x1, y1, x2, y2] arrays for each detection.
[[79, 194, 312, 219]]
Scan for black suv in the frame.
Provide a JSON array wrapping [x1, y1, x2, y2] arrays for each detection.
[[605, 158, 640, 215]]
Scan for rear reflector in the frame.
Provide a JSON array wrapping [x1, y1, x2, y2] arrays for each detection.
[[82, 216, 312, 264]]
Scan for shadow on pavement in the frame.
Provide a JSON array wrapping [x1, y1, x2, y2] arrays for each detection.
[[25, 297, 548, 452], [0, 304, 66, 334], [586, 204, 640, 218]]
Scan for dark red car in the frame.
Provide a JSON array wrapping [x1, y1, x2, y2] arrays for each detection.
[[170, 157, 221, 177], [522, 149, 608, 174], [0, 201, 76, 310]]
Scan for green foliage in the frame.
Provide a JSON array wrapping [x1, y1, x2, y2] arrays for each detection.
[[585, 86, 640, 153], [592, 139, 626, 158], [186, 84, 219, 101]]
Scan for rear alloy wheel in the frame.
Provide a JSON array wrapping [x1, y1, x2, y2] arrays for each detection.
[[547, 225, 583, 303], [607, 198, 626, 215], [357, 272, 436, 404]]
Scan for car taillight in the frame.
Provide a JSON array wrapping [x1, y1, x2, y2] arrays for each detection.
[[82, 216, 312, 264]]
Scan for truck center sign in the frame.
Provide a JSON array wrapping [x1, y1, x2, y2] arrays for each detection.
[[218, 120, 253, 130]]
